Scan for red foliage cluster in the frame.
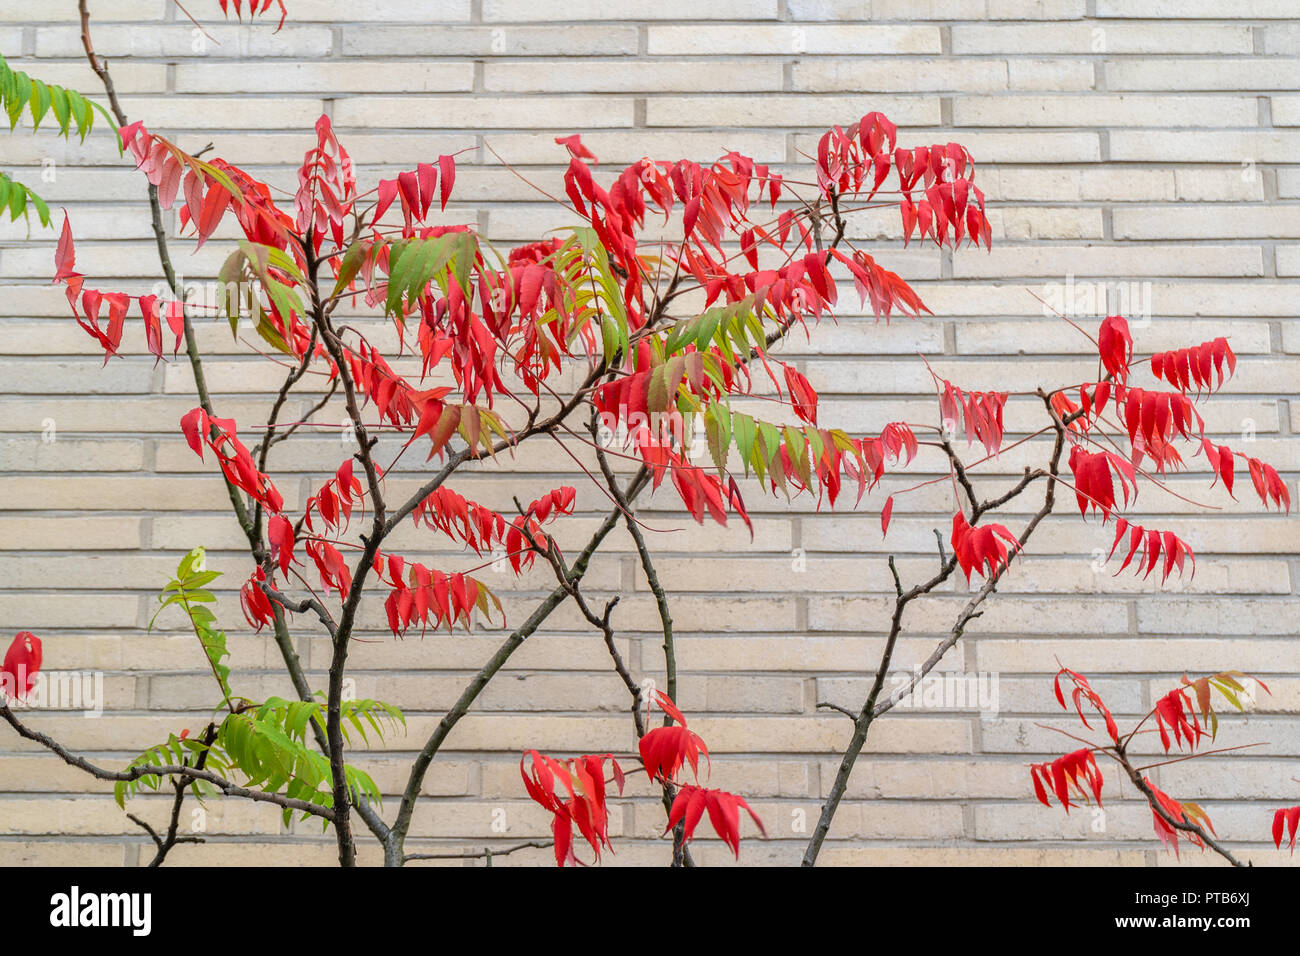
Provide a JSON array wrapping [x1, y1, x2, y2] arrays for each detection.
[[1274, 807, 1300, 854], [950, 512, 1019, 582], [1150, 337, 1235, 394], [376, 553, 498, 636], [1107, 518, 1195, 585], [522, 692, 763, 865], [1145, 777, 1215, 859], [217, 0, 287, 31], [520, 751, 624, 867], [1037, 668, 1288, 859], [1030, 748, 1104, 813], [180, 407, 284, 514], [1068, 446, 1138, 521], [938, 378, 1007, 457]]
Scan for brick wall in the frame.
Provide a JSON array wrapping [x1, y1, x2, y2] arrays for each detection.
[[0, 0, 1296, 866]]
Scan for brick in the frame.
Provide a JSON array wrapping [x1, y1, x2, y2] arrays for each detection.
[[645, 95, 940, 129], [953, 95, 1257, 128], [819, 846, 1147, 866], [1173, 167, 1267, 202], [647, 25, 942, 56], [1007, 58, 1096, 90], [0, 438, 145, 472], [1108, 58, 1300, 91], [788, 0, 872, 18], [792, 59, 1009, 93], [0, 841, 125, 867], [2, 0, 165, 18], [341, 26, 637, 57], [334, 96, 635, 130], [34, 25, 335, 58], [0, 517, 143, 550], [952, 23, 1253, 55], [1273, 96, 1300, 126], [1265, 24, 1300, 55], [1110, 130, 1300, 163], [951, 244, 1263, 278], [175, 61, 475, 94], [485, 0, 779, 18], [1278, 246, 1300, 276], [292, 0, 472, 19], [1098, 0, 1300, 16], [1113, 206, 1300, 240], [485, 59, 783, 94], [975, 638, 1300, 675]]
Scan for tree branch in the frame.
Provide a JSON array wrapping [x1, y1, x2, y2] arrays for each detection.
[[801, 394, 1065, 866], [403, 840, 551, 865], [383, 467, 650, 865], [0, 704, 334, 821]]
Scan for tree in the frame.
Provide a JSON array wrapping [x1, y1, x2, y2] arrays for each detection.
[[0, 2, 1291, 867]]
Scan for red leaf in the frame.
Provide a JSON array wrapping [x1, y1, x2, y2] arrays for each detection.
[[639, 691, 710, 783], [520, 750, 623, 866], [180, 407, 208, 459], [1273, 806, 1300, 853], [1098, 315, 1133, 382], [1105, 517, 1195, 585], [1238, 453, 1291, 512], [1068, 446, 1138, 521], [305, 539, 351, 596], [1053, 668, 1120, 744], [1152, 687, 1206, 754], [667, 784, 766, 858], [1145, 777, 1208, 858], [935, 377, 1006, 456], [950, 511, 1020, 582], [1, 631, 42, 701], [438, 154, 456, 210], [1029, 748, 1104, 813], [555, 134, 597, 162], [267, 514, 296, 578], [1151, 337, 1236, 394], [219, 0, 287, 30], [53, 212, 79, 283], [374, 178, 398, 224], [240, 567, 276, 631], [782, 364, 818, 425]]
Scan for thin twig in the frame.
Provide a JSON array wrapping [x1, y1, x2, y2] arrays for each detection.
[[403, 840, 551, 864]]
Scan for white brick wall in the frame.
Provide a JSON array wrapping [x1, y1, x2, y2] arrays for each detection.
[[0, 0, 1295, 867]]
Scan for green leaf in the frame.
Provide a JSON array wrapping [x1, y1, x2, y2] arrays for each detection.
[[784, 424, 809, 484], [732, 412, 756, 478], [48, 83, 69, 136], [28, 78, 50, 130], [66, 89, 91, 142], [704, 402, 731, 478], [0, 171, 52, 229], [330, 239, 369, 300], [572, 226, 630, 364], [384, 234, 461, 319], [150, 547, 236, 711], [7, 182, 25, 221]]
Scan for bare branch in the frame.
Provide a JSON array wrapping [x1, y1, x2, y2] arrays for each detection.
[[404, 840, 551, 864]]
